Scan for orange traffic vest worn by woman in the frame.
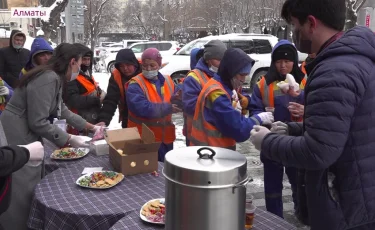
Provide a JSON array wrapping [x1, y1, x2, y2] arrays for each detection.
[[126, 73, 176, 161], [189, 78, 236, 149]]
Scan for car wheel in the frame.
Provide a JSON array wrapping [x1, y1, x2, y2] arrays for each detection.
[[250, 70, 268, 92], [107, 62, 115, 73], [171, 73, 187, 85]]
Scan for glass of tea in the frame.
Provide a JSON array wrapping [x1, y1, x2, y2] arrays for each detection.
[[245, 202, 257, 229]]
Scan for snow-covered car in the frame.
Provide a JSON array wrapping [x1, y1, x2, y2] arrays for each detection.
[[104, 41, 179, 73], [159, 34, 281, 91]]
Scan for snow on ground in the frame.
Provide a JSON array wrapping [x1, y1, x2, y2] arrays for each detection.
[[94, 72, 122, 130]]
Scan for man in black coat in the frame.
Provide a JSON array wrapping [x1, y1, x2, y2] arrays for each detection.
[[97, 49, 141, 128], [0, 30, 30, 88]]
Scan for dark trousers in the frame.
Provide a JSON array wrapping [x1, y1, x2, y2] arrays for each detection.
[[158, 143, 173, 162], [261, 155, 298, 218]]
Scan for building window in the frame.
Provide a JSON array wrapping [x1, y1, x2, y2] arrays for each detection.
[[0, 0, 8, 9]]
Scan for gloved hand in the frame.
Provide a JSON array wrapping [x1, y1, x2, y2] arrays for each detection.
[[270, 121, 288, 135], [0, 86, 9, 96], [19, 141, 44, 161], [238, 93, 249, 115], [68, 135, 91, 148], [250, 125, 271, 150], [100, 90, 107, 103], [234, 101, 242, 113], [256, 112, 274, 125]]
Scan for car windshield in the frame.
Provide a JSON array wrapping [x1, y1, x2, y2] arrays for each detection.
[[175, 40, 207, 55]]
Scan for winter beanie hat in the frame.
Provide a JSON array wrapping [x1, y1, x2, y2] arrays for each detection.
[[203, 40, 227, 60], [142, 48, 162, 66], [272, 45, 296, 62]]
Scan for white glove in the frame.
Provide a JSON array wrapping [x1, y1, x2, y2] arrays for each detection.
[[256, 112, 274, 125], [19, 141, 44, 161], [0, 86, 9, 96], [270, 121, 288, 135], [68, 135, 91, 148], [100, 90, 107, 102], [286, 74, 299, 92], [250, 125, 271, 150], [232, 90, 238, 101], [235, 101, 242, 113]]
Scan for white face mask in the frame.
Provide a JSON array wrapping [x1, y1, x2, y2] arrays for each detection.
[[209, 66, 218, 73], [143, 70, 158, 79], [70, 67, 80, 81]]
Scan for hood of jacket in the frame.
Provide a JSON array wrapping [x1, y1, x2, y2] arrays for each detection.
[[9, 30, 26, 49], [79, 44, 94, 76], [265, 40, 305, 85], [190, 48, 203, 69], [217, 48, 255, 90], [115, 49, 140, 70], [307, 26, 375, 74], [25, 38, 53, 70]]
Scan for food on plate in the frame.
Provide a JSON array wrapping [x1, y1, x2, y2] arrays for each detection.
[[78, 171, 123, 188], [52, 148, 87, 159], [141, 199, 165, 223]]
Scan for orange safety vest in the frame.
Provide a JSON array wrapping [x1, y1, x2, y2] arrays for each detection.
[[301, 61, 307, 75], [183, 69, 211, 141], [70, 74, 99, 114], [113, 69, 126, 123], [126, 73, 176, 144], [258, 76, 307, 121], [189, 78, 236, 149]]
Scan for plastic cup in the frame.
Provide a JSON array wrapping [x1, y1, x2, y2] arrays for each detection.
[[265, 107, 275, 114], [245, 203, 257, 229]]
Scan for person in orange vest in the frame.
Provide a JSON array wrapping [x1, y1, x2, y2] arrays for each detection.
[[182, 40, 227, 146], [300, 53, 316, 75], [189, 48, 274, 150], [97, 49, 141, 128], [65, 44, 106, 134], [248, 40, 306, 219], [126, 48, 181, 162]]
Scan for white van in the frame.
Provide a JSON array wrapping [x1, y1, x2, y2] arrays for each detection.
[[159, 34, 279, 91]]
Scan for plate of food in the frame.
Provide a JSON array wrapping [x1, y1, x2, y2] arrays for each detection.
[[76, 171, 124, 189], [140, 198, 165, 225], [51, 148, 89, 160]]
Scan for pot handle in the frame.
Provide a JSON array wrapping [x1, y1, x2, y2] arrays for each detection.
[[232, 174, 254, 193], [197, 147, 216, 159]]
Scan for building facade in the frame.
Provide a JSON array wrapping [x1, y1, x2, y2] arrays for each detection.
[[65, 0, 84, 43]]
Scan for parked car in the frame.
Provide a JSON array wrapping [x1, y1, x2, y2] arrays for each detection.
[[104, 41, 179, 73], [159, 34, 279, 91]]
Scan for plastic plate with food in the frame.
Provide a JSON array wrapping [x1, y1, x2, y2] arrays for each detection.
[[76, 171, 124, 189], [51, 148, 89, 160], [140, 198, 165, 225]]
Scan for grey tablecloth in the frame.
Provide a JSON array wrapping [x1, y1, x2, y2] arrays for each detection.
[[29, 143, 297, 230]]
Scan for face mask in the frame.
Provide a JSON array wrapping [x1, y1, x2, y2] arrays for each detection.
[[293, 28, 312, 54], [13, 44, 22, 49], [70, 67, 80, 81], [231, 78, 243, 89], [142, 70, 158, 80], [209, 66, 218, 73]]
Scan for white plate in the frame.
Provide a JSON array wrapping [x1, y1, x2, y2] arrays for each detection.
[[50, 148, 89, 160], [75, 171, 124, 189], [139, 198, 165, 225]]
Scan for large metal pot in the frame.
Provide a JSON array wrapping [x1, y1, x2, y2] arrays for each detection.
[[163, 146, 250, 230]]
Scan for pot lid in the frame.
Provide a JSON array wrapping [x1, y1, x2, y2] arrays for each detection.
[[163, 146, 248, 188]]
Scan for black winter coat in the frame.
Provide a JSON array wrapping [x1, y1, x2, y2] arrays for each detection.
[[0, 30, 30, 88], [0, 146, 29, 215]]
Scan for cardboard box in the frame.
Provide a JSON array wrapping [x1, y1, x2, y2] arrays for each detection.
[[105, 124, 161, 176]]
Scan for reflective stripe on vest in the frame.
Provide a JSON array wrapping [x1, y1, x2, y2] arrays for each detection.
[[183, 69, 211, 141], [127, 74, 176, 144], [258, 76, 307, 108], [113, 69, 125, 123], [70, 74, 98, 114], [189, 79, 236, 150]]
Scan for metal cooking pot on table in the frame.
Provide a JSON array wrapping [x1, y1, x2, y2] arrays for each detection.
[[163, 146, 252, 230]]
